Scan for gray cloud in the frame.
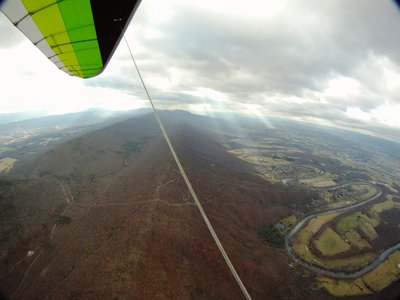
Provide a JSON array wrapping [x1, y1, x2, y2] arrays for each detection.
[[84, 67, 143, 92], [141, 2, 397, 90], [98, 0, 400, 139]]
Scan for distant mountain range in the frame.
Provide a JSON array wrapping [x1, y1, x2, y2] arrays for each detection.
[[0, 108, 151, 131]]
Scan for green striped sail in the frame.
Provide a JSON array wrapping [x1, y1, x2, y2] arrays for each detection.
[[1, 0, 141, 78]]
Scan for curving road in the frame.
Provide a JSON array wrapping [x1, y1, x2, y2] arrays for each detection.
[[284, 186, 400, 279]]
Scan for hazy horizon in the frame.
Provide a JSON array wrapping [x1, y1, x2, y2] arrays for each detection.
[[1, 0, 400, 142]]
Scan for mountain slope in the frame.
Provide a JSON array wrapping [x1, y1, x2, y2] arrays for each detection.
[[2, 112, 331, 299]]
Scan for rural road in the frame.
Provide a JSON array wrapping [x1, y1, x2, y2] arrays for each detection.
[[284, 185, 400, 279]]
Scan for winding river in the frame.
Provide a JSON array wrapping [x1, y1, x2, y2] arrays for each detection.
[[285, 186, 400, 279]]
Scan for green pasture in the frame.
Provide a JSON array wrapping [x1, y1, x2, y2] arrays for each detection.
[[345, 229, 370, 249], [314, 227, 351, 256], [336, 212, 369, 235]]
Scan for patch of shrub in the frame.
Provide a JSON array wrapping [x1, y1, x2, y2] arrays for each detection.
[[0, 179, 14, 192], [56, 215, 72, 225], [258, 224, 284, 245], [122, 136, 151, 153]]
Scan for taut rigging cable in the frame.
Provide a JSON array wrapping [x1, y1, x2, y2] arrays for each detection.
[[122, 35, 252, 300]]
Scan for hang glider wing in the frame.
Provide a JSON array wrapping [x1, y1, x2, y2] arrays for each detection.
[[1, 0, 141, 78]]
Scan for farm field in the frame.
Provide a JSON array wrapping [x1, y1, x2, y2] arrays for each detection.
[[320, 250, 400, 296], [299, 173, 337, 187], [287, 189, 400, 295], [223, 120, 400, 298], [223, 118, 400, 298], [314, 227, 351, 256]]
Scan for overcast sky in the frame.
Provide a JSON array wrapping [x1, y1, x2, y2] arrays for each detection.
[[1, 0, 400, 141]]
